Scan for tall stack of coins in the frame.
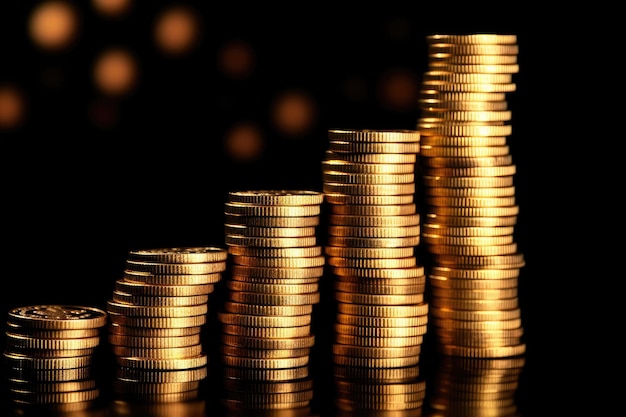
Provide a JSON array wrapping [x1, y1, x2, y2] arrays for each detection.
[[106, 246, 228, 403], [220, 190, 324, 412], [425, 355, 525, 416], [3, 304, 107, 412], [322, 128, 429, 413], [416, 33, 526, 358]]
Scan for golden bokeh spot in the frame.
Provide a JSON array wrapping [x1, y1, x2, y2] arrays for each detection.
[[224, 123, 265, 163], [377, 67, 419, 112], [0, 85, 26, 130], [28, 0, 79, 51], [154, 4, 201, 56], [271, 90, 317, 138], [93, 48, 138, 96], [217, 39, 255, 79], [91, 0, 132, 17]]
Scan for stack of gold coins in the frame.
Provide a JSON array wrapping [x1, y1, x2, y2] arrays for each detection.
[[106, 246, 227, 403], [3, 304, 107, 412], [416, 33, 526, 358], [425, 355, 525, 416], [220, 190, 324, 412], [321, 128, 429, 413]]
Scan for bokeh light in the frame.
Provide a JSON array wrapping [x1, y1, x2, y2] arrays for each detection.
[[271, 90, 317, 138], [0, 85, 26, 130], [28, 0, 79, 51], [91, 0, 133, 18], [92, 47, 138, 96], [217, 39, 255, 79], [224, 122, 265, 163], [153, 4, 201, 57], [377, 67, 419, 113]]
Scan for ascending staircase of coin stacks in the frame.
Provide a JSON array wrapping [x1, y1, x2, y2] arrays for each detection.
[[321, 129, 429, 414], [105, 247, 228, 403], [3, 304, 108, 412], [219, 190, 325, 412], [416, 33, 526, 359]]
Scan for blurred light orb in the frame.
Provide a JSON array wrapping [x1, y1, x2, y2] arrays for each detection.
[[0, 85, 26, 130], [154, 5, 200, 56], [217, 39, 255, 79], [28, 0, 79, 51], [224, 123, 265, 162], [377, 67, 418, 112], [272, 91, 317, 137], [91, 0, 132, 17], [93, 48, 138, 96]]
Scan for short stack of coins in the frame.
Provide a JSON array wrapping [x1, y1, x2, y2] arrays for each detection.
[[321, 128, 429, 413], [106, 246, 228, 403], [3, 304, 107, 412], [425, 355, 525, 416], [219, 190, 325, 412], [416, 33, 526, 358]]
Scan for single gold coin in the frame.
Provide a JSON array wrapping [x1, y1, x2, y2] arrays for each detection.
[[329, 203, 417, 216], [221, 355, 310, 369], [222, 324, 312, 339], [222, 301, 313, 317], [125, 259, 226, 275], [428, 52, 518, 64], [115, 279, 213, 296], [5, 333, 101, 350], [228, 291, 320, 306], [112, 344, 203, 359], [108, 333, 201, 348], [422, 223, 515, 237], [111, 290, 210, 307], [429, 275, 518, 290], [430, 286, 518, 300], [227, 190, 324, 206], [225, 202, 321, 217], [420, 135, 508, 147], [8, 378, 97, 393], [116, 353, 208, 370], [3, 352, 93, 369], [327, 256, 417, 269], [331, 266, 425, 279], [106, 300, 208, 317], [326, 150, 416, 164], [336, 302, 428, 318], [437, 343, 526, 358], [422, 175, 514, 189], [113, 379, 201, 395], [221, 344, 311, 359], [222, 365, 309, 381], [329, 213, 420, 227], [322, 159, 416, 174], [5, 323, 100, 339], [335, 291, 424, 305], [422, 155, 513, 168], [324, 193, 414, 205], [424, 214, 518, 228], [334, 363, 420, 382], [427, 164, 516, 177], [328, 129, 420, 143], [328, 140, 420, 154], [123, 270, 223, 285], [227, 245, 322, 258], [333, 354, 420, 368], [109, 323, 202, 337], [225, 224, 317, 238], [334, 281, 425, 295], [427, 43, 519, 55], [225, 235, 318, 248], [422, 70, 513, 84], [7, 305, 107, 330], [427, 34, 518, 44], [107, 312, 207, 328], [127, 246, 228, 263], [222, 334, 315, 350], [226, 280, 319, 295], [417, 122, 513, 137], [424, 186, 516, 198], [335, 314, 428, 328], [420, 144, 511, 158], [323, 171, 415, 185], [328, 224, 420, 238], [432, 317, 522, 331], [325, 246, 415, 259], [323, 182, 416, 196], [231, 255, 325, 268], [224, 213, 320, 227], [218, 312, 311, 328]]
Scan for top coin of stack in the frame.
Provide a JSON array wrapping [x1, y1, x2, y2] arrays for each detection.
[[3, 304, 107, 412], [106, 246, 228, 403], [416, 33, 526, 359]]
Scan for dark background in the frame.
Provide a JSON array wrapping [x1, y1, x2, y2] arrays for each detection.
[[0, 2, 587, 416]]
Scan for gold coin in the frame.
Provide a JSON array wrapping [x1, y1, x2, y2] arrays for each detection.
[[334, 281, 425, 296], [418, 122, 512, 137], [224, 213, 320, 227], [221, 345, 310, 359], [125, 260, 226, 275], [7, 305, 107, 330], [111, 290, 210, 307], [221, 355, 310, 369], [424, 187, 515, 198], [223, 301, 313, 317], [10, 388, 100, 404], [116, 353, 208, 370], [335, 314, 428, 328], [420, 145, 510, 158], [322, 159, 416, 174], [427, 165, 516, 177], [335, 323, 427, 338], [432, 317, 522, 331], [427, 34, 518, 44], [324, 193, 414, 205], [223, 365, 309, 381], [108, 333, 201, 348], [323, 182, 415, 196], [423, 70, 513, 84], [420, 99, 509, 112], [106, 300, 208, 317], [231, 255, 325, 268], [327, 235, 420, 248], [437, 343, 526, 358], [231, 265, 324, 279], [326, 150, 416, 164], [430, 266, 521, 279], [222, 334, 315, 350], [225, 202, 321, 217], [430, 306, 521, 322], [328, 129, 420, 143], [227, 245, 322, 258], [329, 224, 420, 238], [419, 89, 506, 102], [107, 312, 206, 328], [225, 224, 317, 237], [112, 344, 203, 359], [427, 43, 519, 55], [228, 291, 320, 306], [332, 266, 425, 279], [432, 253, 525, 268], [226, 280, 319, 295], [328, 140, 420, 154], [428, 53, 518, 64], [422, 224, 515, 237], [223, 377, 313, 393], [424, 214, 518, 227], [335, 274, 426, 287], [327, 256, 417, 269], [420, 135, 508, 147], [115, 279, 214, 296], [222, 324, 311, 339], [329, 213, 420, 227], [325, 246, 415, 259], [329, 203, 417, 216], [431, 296, 519, 311], [5, 323, 100, 339], [336, 302, 428, 318], [109, 323, 202, 337], [5, 333, 101, 350], [333, 354, 420, 368], [3, 352, 93, 369], [8, 378, 97, 393], [225, 235, 318, 248], [127, 246, 228, 263], [227, 190, 324, 206], [334, 364, 420, 382], [422, 155, 513, 168], [335, 292, 424, 306], [218, 312, 311, 328], [335, 379, 426, 395], [113, 379, 201, 395], [323, 171, 415, 185], [123, 270, 223, 285], [422, 175, 514, 189]]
